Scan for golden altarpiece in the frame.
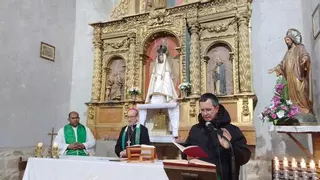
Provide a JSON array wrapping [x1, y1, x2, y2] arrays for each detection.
[[86, 0, 256, 157]]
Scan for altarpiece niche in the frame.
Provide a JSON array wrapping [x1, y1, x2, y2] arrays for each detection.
[[86, 0, 256, 148]]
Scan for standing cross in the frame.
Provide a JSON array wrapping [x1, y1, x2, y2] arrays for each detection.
[[48, 127, 58, 147]]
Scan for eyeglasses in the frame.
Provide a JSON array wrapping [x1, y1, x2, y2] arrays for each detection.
[[71, 117, 80, 119], [127, 116, 137, 118]]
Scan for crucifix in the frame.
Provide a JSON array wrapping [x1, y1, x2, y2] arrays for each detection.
[[127, 140, 131, 146], [47, 127, 57, 157], [48, 127, 58, 146]]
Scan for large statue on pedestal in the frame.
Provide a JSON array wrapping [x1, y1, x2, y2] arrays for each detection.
[[145, 43, 178, 104], [268, 29, 315, 122], [137, 41, 180, 138]]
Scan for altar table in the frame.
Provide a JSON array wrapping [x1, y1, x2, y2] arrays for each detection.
[[23, 156, 169, 180]]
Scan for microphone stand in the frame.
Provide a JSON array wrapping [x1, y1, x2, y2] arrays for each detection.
[[215, 129, 237, 180], [208, 127, 236, 180]]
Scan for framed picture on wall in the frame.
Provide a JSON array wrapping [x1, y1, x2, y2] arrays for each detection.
[[312, 3, 320, 39], [40, 42, 55, 61]]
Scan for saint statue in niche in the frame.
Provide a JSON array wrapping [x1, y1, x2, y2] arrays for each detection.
[[206, 45, 233, 95], [105, 60, 125, 101], [212, 56, 227, 95], [145, 41, 178, 104]]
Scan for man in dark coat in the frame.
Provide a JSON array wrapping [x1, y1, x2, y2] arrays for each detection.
[[115, 108, 151, 157], [182, 93, 251, 180]]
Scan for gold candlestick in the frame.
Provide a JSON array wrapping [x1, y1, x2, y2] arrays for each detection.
[[35, 142, 44, 158], [52, 143, 59, 159]]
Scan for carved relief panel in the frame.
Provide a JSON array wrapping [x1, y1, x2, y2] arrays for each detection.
[[105, 58, 126, 101]]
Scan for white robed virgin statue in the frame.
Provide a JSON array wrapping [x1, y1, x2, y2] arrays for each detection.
[[145, 43, 178, 104]]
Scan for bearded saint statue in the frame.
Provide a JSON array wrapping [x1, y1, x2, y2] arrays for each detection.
[[268, 28, 313, 114]]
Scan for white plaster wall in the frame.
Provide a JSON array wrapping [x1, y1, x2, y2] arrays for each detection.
[[0, 0, 76, 147], [251, 0, 309, 158], [69, 0, 119, 124], [301, 0, 320, 119]]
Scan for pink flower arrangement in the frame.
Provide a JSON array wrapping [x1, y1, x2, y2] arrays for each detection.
[[260, 76, 300, 125]]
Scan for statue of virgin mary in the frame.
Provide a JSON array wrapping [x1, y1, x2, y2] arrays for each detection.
[[145, 43, 178, 104]]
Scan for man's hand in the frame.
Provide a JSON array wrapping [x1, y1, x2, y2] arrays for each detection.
[[67, 143, 78, 150], [120, 150, 127, 158], [268, 68, 274, 74], [75, 143, 85, 150], [218, 128, 232, 149]]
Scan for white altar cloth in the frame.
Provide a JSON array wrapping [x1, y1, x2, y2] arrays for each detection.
[[23, 156, 169, 180]]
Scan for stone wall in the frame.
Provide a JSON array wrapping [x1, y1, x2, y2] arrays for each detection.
[[0, 147, 35, 180]]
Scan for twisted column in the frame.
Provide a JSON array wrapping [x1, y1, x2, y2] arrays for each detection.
[[91, 26, 102, 102], [238, 15, 251, 93], [189, 21, 201, 96]]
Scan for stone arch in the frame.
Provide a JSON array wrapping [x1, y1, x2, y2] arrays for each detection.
[[205, 40, 233, 55], [106, 54, 126, 67], [140, 29, 181, 53]]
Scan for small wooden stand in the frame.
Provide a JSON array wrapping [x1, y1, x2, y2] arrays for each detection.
[[275, 125, 320, 160], [163, 159, 217, 180], [126, 145, 156, 163]]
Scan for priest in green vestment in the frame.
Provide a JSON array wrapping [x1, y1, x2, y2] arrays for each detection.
[[115, 108, 151, 157], [54, 111, 96, 156]]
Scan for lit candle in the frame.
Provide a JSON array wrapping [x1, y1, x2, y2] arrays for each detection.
[[301, 158, 306, 169], [283, 157, 288, 168], [309, 160, 315, 171], [274, 157, 279, 170], [37, 142, 43, 147], [292, 158, 297, 169], [53, 143, 58, 148]]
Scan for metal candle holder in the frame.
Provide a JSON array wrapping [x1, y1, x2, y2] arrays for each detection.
[[35, 143, 44, 158], [272, 157, 319, 180]]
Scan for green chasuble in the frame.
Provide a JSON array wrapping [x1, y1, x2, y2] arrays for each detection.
[[64, 123, 87, 156]]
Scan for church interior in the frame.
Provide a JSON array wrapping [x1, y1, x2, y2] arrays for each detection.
[[0, 0, 320, 179]]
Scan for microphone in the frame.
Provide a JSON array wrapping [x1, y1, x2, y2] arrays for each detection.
[[205, 121, 237, 180]]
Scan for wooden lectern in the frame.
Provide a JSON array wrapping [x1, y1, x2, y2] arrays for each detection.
[[126, 145, 156, 163], [163, 159, 217, 180]]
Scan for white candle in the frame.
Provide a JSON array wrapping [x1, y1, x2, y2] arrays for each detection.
[[310, 160, 315, 171], [283, 157, 288, 168], [53, 143, 59, 148], [292, 158, 297, 169], [301, 158, 306, 169], [37, 142, 43, 147]]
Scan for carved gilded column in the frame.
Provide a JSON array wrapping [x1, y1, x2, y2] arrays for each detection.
[[126, 32, 136, 99], [91, 25, 102, 102], [237, 14, 251, 93], [99, 42, 108, 102], [189, 21, 201, 96], [201, 56, 210, 94]]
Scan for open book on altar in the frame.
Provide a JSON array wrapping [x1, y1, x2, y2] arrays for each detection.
[[172, 141, 208, 158], [128, 144, 155, 148], [163, 159, 216, 169]]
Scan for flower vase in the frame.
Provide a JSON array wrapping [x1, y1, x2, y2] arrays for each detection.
[[273, 118, 300, 126]]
